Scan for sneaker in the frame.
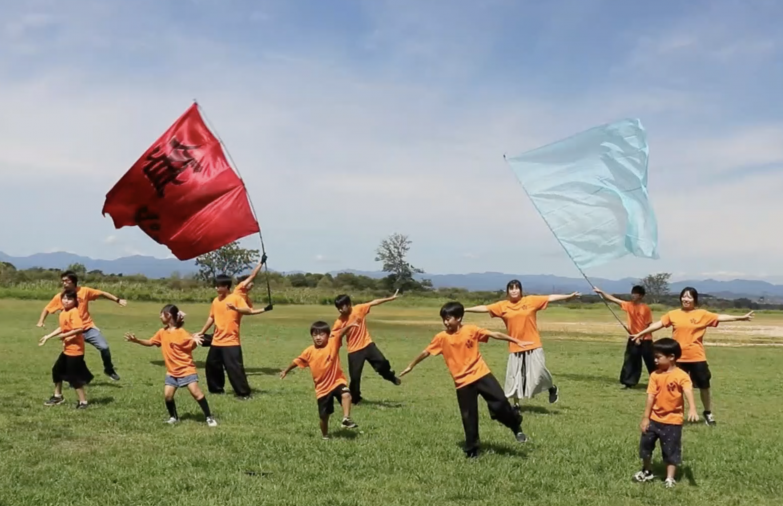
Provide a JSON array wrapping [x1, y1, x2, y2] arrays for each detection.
[[549, 386, 559, 404], [341, 417, 358, 428], [165, 417, 179, 425], [664, 478, 676, 488], [106, 371, 121, 381], [704, 411, 716, 426], [44, 395, 64, 406], [237, 395, 252, 401], [465, 449, 479, 459], [393, 377, 402, 386], [322, 435, 330, 440], [206, 417, 218, 427], [515, 431, 529, 443], [633, 470, 655, 483], [75, 402, 88, 410]]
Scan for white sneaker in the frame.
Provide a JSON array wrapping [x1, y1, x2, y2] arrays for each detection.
[[664, 478, 676, 489], [165, 417, 179, 425], [633, 470, 655, 482], [206, 416, 218, 427]]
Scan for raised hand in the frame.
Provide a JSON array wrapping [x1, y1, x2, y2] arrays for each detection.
[[124, 332, 138, 343], [118, 299, 128, 307]]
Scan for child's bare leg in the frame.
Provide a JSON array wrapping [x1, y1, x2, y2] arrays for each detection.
[[53, 382, 63, 397], [320, 416, 329, 437], [186, 382, 213, 419], [340, 392, 352, 419], [75, 387, 87, 403], [666, 464, 676, 481], [164, 385, 178, 419], [700, 388, 711, 412]]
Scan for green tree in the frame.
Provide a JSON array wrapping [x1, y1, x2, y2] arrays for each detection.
[[67, 263, 87, 275], [375, 233, 428, 291], [195, 241, 259, 283], [639, 272, 671, 303]]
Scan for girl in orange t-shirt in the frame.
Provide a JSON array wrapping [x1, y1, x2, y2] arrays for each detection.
[[631, 287, 753, 426], [125, 305, 217, 427], [465, 279, 580, 408], [39, 290, 93, 409]]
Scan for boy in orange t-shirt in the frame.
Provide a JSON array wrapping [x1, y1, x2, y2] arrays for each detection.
[[39, 290, 94, 409], [594, 285, 655, 388], [125, 304, 217, 427], [280, 321, 360, 439], [635, 338, 698, 488], [400, 301, 533, 458]]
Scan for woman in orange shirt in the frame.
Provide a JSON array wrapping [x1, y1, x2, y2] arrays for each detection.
[[125, 305, 217, 427], [631, 287, 753, 426], [465, 279, 580, 408]]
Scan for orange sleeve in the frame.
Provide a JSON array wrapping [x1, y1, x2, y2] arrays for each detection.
[[703, 311, 720, 328], [424, 335, 443, 356], [294, 349, 310, 368], [209, 301, 215, 319], [331, 318, 344, 332], [45, 294, 62, 314], [356, 304, 371, 318], [487, 302, 505, 318], [474, 326, 491, 343], [533, 295, 549, 311], [232, 295, 249, 310], [149, 330, 163, 347], [330, 330, 344, 350], [643, 305, 653, 323], [661, 312, 673, 327], [83, 288, 102, 301], [646, 375, 659, 395], [620, 301, 631, 312], [679, 372, 693, 390]]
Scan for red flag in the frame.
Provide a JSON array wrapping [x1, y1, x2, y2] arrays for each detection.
[[102, 104, 260, 260]]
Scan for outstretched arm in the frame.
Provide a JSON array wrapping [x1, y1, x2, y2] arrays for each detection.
[[592, 287, 624, 306], [368, 289, 399, 307], [717, 311, 754, 322], [279, 361, 298, 379], [630, 320, 665, 340], [196, 316, 215, 337], [548, 292, 580, 302], [226, 302, 271, 316], [399, 351, 431, 377], [486, 330, 533, 349], [464, 305, 490, 313], [36, 307, 50, 327], [238, 258, 266, 290], [98, 290, 127, 307], [39, 327, 82, 346], [124, 333, 158, 347]]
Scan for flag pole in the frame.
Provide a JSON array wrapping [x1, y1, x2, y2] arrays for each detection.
[[502, 155, 630, 334], [195, 99, 273, 307]]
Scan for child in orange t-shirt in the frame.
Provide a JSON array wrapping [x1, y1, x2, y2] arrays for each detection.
[[39, 290, 94, 409], [594, 285, 655, 388], [125, 305, 217, 427], [634, 338, 698, 488], [280, 321, 360, 439], [400, 301, 533, 458]]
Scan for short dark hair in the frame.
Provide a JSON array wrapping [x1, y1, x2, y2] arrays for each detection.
[[60, 270, 78, 285], [680, 286, 699, 305], [631, 285, 646, 296], [310, 321, 331, 336], [506, 279, 522, 294], [61, 289, 79, 307], [214, 274, 233, 289], [334, 294, 351, 308], [653, 338, 681, 359], [439, 301, 465, 320], [161, 304, 185, 328]]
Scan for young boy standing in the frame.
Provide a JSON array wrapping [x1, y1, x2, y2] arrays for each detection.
[[594, 286, 655, 388], [280, 321, 360, 439], [331, 291, 401, 404], [400, 301, 533, 458], [36, 270, 126, 381], [635, 338, 698, 488]]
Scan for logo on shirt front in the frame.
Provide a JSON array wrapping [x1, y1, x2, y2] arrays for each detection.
[[465, 339, 474, 349], [689, 318, 697, 324], [666, 382, 678, 393]]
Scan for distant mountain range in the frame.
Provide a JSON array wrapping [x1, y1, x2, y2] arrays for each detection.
[[3, 251, 783, 300]]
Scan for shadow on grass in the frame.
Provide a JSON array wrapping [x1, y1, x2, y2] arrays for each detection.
[[357, 399, 405, 409], [330, 429, 360, 440], [519, 405, 560, 415], [650, 462, 697, 486], [454, 441, 528, 458], [149, 361, 281, 377], [91, 381, 123, 388], [179, 412, 207, 423], [557, 372, 618, 385], [90, 396, 115, 406]]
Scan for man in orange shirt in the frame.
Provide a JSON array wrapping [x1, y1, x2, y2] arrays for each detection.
[[594, 285, 655, 389], [634, 338, 698, 488], [280, 321, 360, 439], [332, 291, 402, 404], [36, 270, 127, 381], [400, 301, 533, 458]]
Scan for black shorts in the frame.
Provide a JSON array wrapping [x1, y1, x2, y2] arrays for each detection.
[[678, 361, 711, 389], [639, 420, 682, 465], [52, 353, 94, 389], [317, 385, 349, 418]]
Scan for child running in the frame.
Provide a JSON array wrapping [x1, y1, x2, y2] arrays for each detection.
[[280, 321, 360, 439], [400, 301, 533, 458], [630, 287, 753, 425], [465, 280, 579, 408], [635, 338, 698, 488], [331, 291, 402, 404], [594, 285, 655, 389], [39, 290, 93, 409], [125, 305, 217, 427], [37, 270, 126, 381]]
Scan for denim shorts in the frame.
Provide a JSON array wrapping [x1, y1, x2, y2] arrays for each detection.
[[165, 374, 199, 388]]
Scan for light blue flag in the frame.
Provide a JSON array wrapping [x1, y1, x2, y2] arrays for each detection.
[[505, 118, 659, 270]]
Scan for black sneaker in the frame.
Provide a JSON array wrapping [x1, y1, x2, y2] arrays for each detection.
[[704, 411, 716, 426], [44, 395, 64, 406], [106, 371, 121, 381], [515, 431, 529, 443], [341, 417, 358, 428], [465, 449, 479, 459], [548, 386, 559, 404], [75, 402, 88, 410]]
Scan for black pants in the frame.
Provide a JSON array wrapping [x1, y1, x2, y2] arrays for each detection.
[[348, 343, 397, 403], [456, 374, 522, 454], [620, 339, 656, 387], [205, 345, 250, 397]]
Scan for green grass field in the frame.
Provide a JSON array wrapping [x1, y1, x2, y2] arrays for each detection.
[[1, 299, 782, 506]]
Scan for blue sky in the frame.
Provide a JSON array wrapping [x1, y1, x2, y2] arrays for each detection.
[[2, 0, 782, 281]]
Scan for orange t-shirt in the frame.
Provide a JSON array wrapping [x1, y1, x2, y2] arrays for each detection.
[[149, 328, 198, 378], [58, 308, 85, 357], [647, 368, 693, 425], [661, 309, 719, 362], [487, 296, 549, 353], [332, 303, 372, 353], [621, 301, 653, 339], [233, 285, 253, 308], [426, 324, 492, 389], [210, 293, 248, 347], [45, 286, 101, 329], [294, 332, 348, 399]]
